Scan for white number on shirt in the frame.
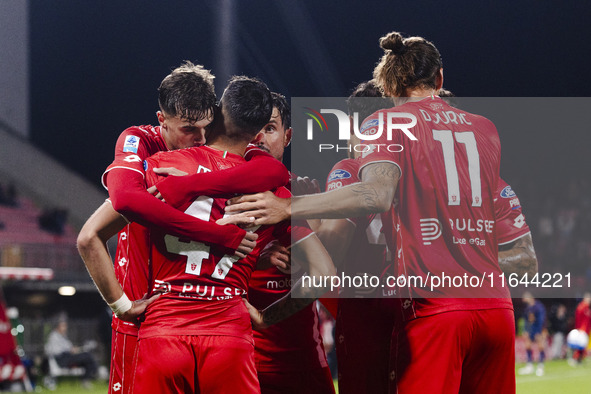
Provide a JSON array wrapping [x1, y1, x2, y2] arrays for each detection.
[[164, 196, 238, 279], [433, 130, 482, 207]]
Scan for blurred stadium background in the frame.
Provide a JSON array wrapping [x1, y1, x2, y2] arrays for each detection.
[[1, 0, 590, 391]]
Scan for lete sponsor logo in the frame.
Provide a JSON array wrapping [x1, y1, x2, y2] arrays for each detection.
[[500, 185, 516, 198], [327, 169, 352, 182]]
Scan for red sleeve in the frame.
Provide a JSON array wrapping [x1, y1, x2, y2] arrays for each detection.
[[153, 147, 289, 208], [107, 168, 246, 253], [357, 110, 403, 173], [325, 159, 365, 226], [495, 179, 531, 245], [325, 159, 360, 191]]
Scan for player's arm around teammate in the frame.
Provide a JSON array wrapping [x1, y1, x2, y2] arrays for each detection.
[[243, 232, 337, 329], [77, 200, 258, 324], [77, 202, 164, 324], [223, 160, 400, 225]]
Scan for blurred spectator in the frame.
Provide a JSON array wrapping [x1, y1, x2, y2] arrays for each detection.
[[45, 319, 97, 388], [0, 182, 18, 207], [38, 208, 68, 235], [548, 303, 568, 359]]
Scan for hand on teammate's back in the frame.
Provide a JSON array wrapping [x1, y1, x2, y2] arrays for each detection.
[[256, 240, 291, 273], [242, 298, 268, 331], [224, 191, 290, 225], [118, 293, 161, 327], [234, 232, 259, 259], [291, 176, 320, 196]]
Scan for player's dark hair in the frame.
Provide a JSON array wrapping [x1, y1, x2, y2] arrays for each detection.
[[437, 88, 454, 98], [437, 88, 458, 107], [271, 92, 291, 129], [219, 76, 273, 141], [158, 61, 217, 122], [373, 32, 442, 97], [346, 80, 393, 121]]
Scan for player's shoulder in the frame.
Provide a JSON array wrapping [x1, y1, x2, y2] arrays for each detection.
[[327, 159, 359, 182], [149, 146, 205, 162], [120, 125, 160, 138], [117, 125, 162, 150], [496, 178, 517, 198]]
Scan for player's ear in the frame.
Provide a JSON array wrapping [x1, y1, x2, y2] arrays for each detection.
[[284, 127, 292, 148], [156, 111, 166, 127], [436, 68, 444, 91], [251, 131, 264, 145]]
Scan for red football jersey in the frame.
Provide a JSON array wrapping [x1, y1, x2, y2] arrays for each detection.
[[102, 125, 167, 188], [495, 178, 531, 245], [248, 169, 327, 373], [575, 301, 591, 333], [358, 97, 512, 319], [104, 126, 167, 336], [325, 158, 391, 297], [140, 146, 310, 339]]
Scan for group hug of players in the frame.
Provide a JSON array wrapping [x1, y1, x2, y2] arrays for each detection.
[[77, 31, 538, 394]]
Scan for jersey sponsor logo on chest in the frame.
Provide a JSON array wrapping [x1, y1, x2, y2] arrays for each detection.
[[419, 217, 494, 246]]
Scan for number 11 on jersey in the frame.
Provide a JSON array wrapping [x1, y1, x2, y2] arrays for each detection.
[[433, 130, 482, 207]]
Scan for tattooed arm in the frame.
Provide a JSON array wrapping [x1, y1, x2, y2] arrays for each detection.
[[498, 233, 538, 277], [223, 162, 400, 225]]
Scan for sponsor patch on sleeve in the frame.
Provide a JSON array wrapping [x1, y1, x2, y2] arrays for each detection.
[[360, 118, 380, 136], [123, 135, 140, 153], [500, 185, 516, 199], [327, 169, 352, 182]]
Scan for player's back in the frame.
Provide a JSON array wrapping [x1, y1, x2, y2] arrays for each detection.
[[140, 145, 291, 339], [359, 97, 511, 317]]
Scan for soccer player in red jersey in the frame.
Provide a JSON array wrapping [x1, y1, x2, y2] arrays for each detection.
[[77, 63, 288, 394], [312, 81, 397, 394], [226, 32, 518, 393], [572, 293, 591, 364], [248, 92, 335, 394], [132, 77, 335, 393]]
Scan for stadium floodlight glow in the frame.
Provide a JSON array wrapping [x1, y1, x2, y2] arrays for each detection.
[[58, 286, 76, 296]]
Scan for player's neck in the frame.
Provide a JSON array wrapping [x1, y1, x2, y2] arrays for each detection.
[[207, 137, 248, 157], [394, 88, 438, 106]]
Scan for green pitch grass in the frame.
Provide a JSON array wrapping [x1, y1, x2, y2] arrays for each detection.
[[516, 359, 591, 394], [34, 378, 108, 393], [331, 359, 590, 393], [34, 360, 590, 393]]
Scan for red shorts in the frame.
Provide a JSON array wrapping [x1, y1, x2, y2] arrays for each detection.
[[336, 298, 397, 394], [132, 335, 259, 394], [257, 367, 335, 394], [109, 330, 138, 394], [390, 308, 515, 394]]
